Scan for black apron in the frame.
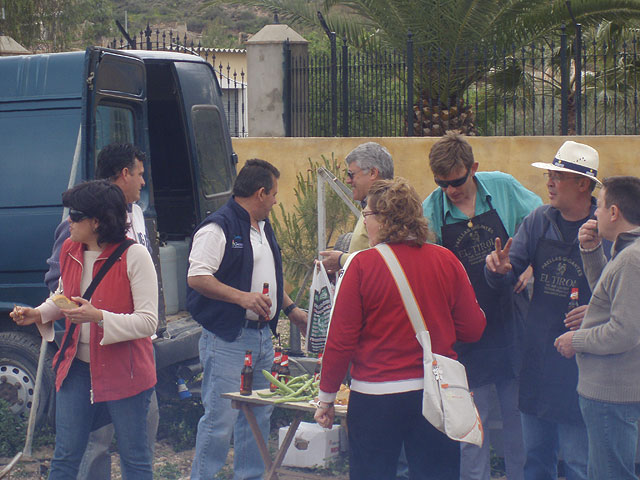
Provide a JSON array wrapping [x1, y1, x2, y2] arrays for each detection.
[[518, 222, 590, 425], [441, 195, 521, 387]]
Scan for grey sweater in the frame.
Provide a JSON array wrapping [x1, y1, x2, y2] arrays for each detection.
[[572, 226, 640, 403]]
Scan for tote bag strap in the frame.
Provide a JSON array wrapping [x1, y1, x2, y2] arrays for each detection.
[[375, 244, 428, 336]]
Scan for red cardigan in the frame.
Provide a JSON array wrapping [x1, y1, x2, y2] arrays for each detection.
[[320, 243, 486, 396], [52, 239, 156, 402]]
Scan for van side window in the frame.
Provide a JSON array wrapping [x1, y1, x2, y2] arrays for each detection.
[[192, 105, 233, 198], [95, 105, 135, 151]]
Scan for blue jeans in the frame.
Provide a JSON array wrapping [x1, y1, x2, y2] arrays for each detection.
[[76, 389, 159, 480], [521, 412, 588, 480], [191, 327, 274, 480], [460, 378, 525, 480], [49, 360, 153, 480], [579, 395, 640, 480]]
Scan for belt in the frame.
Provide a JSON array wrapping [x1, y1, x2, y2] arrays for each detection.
[[243, 318, 270, 329]]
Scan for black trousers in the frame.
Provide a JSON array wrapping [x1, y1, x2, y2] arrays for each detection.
[[347, 389, 460, 480]]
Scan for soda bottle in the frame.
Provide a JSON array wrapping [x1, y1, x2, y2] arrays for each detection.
[[279, 351, 291, 384], [270, 346, 283, 392], [260, 282, 270, 322], [567, 288, 579, 312], [313, 352, 323, 383], [240, 350, 253, 396]]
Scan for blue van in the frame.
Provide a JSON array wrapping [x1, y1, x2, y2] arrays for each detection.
[[0, 46, 237, 424]]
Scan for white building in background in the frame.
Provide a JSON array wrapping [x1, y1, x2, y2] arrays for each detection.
[[201, 47, 248, 137]]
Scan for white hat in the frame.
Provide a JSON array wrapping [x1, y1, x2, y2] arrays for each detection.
[[531, 140, 601, 185]]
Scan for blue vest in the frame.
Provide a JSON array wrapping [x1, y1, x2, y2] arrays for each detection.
[[186, 197, 284, 341]]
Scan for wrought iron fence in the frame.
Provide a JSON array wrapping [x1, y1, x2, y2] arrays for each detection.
[[105, 25, 247, 137], [287, 28, 640, 137]]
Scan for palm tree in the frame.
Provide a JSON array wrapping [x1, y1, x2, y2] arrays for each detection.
[[224, 0, 640, 135]]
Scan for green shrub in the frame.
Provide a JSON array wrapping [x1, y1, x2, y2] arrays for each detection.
[[157, 397, 203, 452], [0, 399, 26, 457]]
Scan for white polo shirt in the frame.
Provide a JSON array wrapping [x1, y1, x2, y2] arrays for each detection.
[[188, 221, 278, 321]]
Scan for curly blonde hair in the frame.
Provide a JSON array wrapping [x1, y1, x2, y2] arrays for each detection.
[[367, 178, 432, 246]]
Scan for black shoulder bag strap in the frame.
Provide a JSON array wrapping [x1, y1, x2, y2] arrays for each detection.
[[53, 239, 135, 374]]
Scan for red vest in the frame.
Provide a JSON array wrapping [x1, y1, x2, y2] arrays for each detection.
[[52, 239, 156, 402]]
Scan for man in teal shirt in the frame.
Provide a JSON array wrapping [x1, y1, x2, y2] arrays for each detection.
[[423, 131, 541, 480]]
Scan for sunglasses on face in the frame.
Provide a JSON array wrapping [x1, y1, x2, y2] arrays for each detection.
[[69, 209, 90, 223], [434, 169, 471, 189]]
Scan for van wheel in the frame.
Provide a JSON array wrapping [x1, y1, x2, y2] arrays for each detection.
[[0, 331, 56, 426]]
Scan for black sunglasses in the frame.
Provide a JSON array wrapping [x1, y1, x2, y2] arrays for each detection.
[[69, 209, 90, 223], [434, 169, 471, 189]]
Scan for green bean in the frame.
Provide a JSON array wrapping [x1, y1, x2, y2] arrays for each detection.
[[261, 370, 295, 394]]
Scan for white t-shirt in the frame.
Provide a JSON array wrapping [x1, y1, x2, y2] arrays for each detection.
[[188, 221, 278, 321]]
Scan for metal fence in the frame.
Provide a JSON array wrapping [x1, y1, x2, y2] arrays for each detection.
[[287, 28, 640, 137], [106, 25, 248, 137]]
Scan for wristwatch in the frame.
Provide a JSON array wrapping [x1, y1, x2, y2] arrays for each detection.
[[283, 303, 297, 316]]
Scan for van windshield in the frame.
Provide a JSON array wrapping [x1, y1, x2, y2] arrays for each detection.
[[192, 105, 233, 198]]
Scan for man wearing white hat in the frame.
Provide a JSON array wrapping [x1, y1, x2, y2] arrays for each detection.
[[485, 140, 612, 480]]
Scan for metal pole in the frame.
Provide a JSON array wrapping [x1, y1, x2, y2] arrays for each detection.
[[330, 32, 337, 136], [342, 36, 349, 137], [560, 24, 569, 135], [407, 32, 414, 136], [283, 40, 292, 137]]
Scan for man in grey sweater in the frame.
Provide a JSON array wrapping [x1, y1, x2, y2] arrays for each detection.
[[555, 176, 640, 480]]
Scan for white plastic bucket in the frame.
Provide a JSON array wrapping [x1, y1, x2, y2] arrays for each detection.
[[167, 238, 191, 311], [159, 244, 179, 315]]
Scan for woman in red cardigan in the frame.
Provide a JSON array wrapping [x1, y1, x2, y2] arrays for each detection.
[[315, 178, 486, 480], [11, 180, 157, 479]]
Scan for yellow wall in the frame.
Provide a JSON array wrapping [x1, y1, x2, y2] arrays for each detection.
[[232, 136, 640, 209]]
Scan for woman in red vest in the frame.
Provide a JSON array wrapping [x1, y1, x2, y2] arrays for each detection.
[[11, 180, 158, 479]]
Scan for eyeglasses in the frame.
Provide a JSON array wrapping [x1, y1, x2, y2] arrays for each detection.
[[543, 171, 578, 182], [434, 169, 471, 189], [68, 209, 90, 223], [346, 167, 369, 180], [362, 210, 379, 217]]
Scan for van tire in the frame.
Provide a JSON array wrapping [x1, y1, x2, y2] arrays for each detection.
[[0, 331, 56, 426]]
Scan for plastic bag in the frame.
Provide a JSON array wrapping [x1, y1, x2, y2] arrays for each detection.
[[305, 262, 334, 353]]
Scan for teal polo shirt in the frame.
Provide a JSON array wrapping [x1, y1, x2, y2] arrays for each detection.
[[422, 171, 542, 244]]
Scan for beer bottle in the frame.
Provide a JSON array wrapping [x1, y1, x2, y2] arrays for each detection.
[[240, 350, 253, 396], [313, 352, 323, 383], [270, 346, 283, 392], [567, 288, 580, 312], [279, 351, 291, 384], [260, 282, 270, 323]]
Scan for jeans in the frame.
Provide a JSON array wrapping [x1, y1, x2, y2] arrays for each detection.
[[348, 390, 460, 480], [579, 395, 640, 480], [460, 378, 524, 480], [48, 360, 153, 480], [521, 412, 588, 480], [191, 327, 274, 480], [76, 389, 159, 480]]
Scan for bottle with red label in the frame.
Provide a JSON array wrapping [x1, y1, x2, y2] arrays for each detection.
[[261, 282, 270, 323], [279, 351, 291, 384], [240, 350, 253, 396], [270, 346, 283, 392], [567, 288, 580, 312], [313, 352, 323, 382]]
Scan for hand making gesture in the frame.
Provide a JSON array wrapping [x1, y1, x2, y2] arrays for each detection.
[[578, 219, 600, 250], [485, 237, 513, 275]]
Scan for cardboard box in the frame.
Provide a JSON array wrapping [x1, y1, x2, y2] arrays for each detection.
[[278, 422, 341, 468]]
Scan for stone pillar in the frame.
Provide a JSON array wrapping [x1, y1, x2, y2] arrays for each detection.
[[246, 24, 308, 137]]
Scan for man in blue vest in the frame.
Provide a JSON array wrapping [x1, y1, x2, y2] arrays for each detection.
[[188, 158, 307, 480]]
